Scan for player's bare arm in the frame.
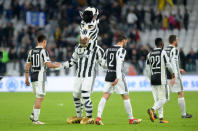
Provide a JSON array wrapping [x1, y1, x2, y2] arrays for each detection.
[[25, 62, 31, 86], [45, 62, 61, 68]]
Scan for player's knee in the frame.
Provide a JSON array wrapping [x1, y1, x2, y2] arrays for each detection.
[[102, 92, 110, 100], [178, 92, 184, 98], [122, 94, 130, 100]]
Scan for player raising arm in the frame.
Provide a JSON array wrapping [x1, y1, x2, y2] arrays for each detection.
[[95, 34, 142, 125], [146, 38, 175, 123], [25, 34, 61, 124]]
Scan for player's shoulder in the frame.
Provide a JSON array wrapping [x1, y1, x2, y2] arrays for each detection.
[[117, 47, 126, 53], [161, 49, 167, 54], [147, 52, 151, 58], [96, 45, 104, 52]]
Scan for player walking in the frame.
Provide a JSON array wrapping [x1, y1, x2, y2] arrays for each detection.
[[165, 35, 192, 118], [95, 34, 142, 125], [25, 34, 61, 124], [146, 38, 175, 123]]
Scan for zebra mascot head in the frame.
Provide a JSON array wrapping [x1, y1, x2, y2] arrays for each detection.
[[79, 7, 99, 49]]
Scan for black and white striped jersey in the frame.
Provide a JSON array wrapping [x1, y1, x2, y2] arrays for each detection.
[[104, 45, 126, 82], [26, 46, 50, 82], [63, 44, 104, 78], [146, 48, 173, 85], [165, 45, 181, 79]]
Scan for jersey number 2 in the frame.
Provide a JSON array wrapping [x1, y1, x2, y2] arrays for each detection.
[[109, 53, 114, 67]]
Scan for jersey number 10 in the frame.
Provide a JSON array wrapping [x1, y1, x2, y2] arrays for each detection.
[[32, 54, 40, 68]]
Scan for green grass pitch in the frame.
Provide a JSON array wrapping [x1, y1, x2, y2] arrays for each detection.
[[0, 92, 197, 131]]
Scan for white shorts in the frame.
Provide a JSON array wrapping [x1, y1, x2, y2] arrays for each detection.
[[32, 81, 46, 98], [152, 85, 169, 101], [104, 80, 129, 95], [168, 78, 184, 93], [73, 77, 95, 95]]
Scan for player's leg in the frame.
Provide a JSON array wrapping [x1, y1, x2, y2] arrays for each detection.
[[97, 92, 111, 118], [149, 85, 168, 123], [80, 77, 95, 124], [96, 82, 113, 125], [171, 78, 192, 118], [178, 91, 192, 118], [116, 79, 141, 124], [121, 94, 142, 124], [96, 92, 111, 125], [151, 85, 159, 119], [31, 81, 46, 124], [67, 77, 83, 124]]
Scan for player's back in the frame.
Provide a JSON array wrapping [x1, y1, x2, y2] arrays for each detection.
[[27, 47, 49, 82], [148, 48, 167, 85], [165, 44, 180, 79], [105, 45, 124, 82]]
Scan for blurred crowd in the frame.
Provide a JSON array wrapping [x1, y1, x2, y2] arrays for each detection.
[[0, 0, 197, 76]]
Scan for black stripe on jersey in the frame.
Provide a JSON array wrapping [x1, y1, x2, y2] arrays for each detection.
[[104, 49, 108, 59], [88, 47, 97, 76], [43, 49, 49, 57], [96, 47, 104, 60], [163, 55, 167, 64], [121, 48, 125, 54], [175, 49, 178, 55], [82, 57, 89, 77], [78, 58, 83, 77]]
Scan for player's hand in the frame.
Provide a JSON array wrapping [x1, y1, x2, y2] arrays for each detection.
[[55, 62, 61, 68], [25, 79, 30, 86], [180, 69, 185, 74], [170, 77, 175, 86], [112, 78, 119, 86]]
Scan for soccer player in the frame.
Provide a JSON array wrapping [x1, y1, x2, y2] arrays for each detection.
[[165, 35, 192, 118], [95, 34, 142, 125], [25, 34, 61, 124], [146, 38, 175, 123]]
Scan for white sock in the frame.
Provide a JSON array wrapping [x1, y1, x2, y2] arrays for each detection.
[[158, 107, 163, 119], [124, 99, 133, 119], [33, 109, 40, 121], [152, 99, 166, 111], [97, 97, 106, 118], [178, 97, 186, 116]]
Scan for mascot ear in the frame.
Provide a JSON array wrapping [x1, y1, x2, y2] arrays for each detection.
[[79, 11, 83, 18]]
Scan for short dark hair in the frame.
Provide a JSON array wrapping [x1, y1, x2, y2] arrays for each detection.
[[169, 35, 176, 44], [155, 37, 163, 47], [116, 33, 127, 43], [37, 34, 46, 43]]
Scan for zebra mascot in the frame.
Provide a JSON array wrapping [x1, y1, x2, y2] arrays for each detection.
[[63, 7, 105, 124]]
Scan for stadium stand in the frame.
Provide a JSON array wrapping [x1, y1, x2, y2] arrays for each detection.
[[0, 0, 197, 76]]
